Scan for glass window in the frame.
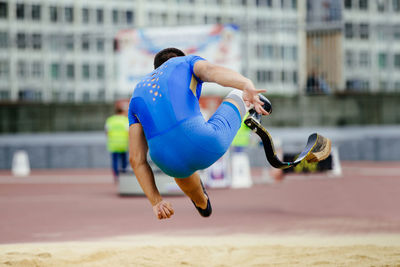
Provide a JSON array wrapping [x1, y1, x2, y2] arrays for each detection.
[[359, 51, 370, 67], [82, 91, 90, 102], [81, 35, 90, 51], [16, 33, 27, 49], [359, 0, 368, 9], [82, 8, 89, 23], [96, 9, 103, 24], [17, 60, 27, 78], [65, 7, 73, 23], [32, 5, 41, 20], [97, 64, 105, 79], [378, 53, 387, 69], [32, 61, 43, 78], [49, 34, 61, 51], [16, 3, 24, 19], [345, 23, 354, 39], [0, 90, 10, 100], [112, 9, 118, 24], [346, 50, 355, 67], [394, 54, 400, 69], [344, 0, 352, 9], [32, 34, 42, 50], [96, 38, 104, 52], [0, 60, 9, 77], [126, 10, 133, 24], [66, 63, 74, 79], [359, 23, 369, 39], [293, 71, 298, 84], [51, 63, 60, 79], [0, 31, 8, 48], [82, 64, 90, 79], [65, 35, 74, 51], [50, 6, 58, 22], [377, 0, 386, 12], [394, 0, 400, 11], [0, 2, 8, 18]]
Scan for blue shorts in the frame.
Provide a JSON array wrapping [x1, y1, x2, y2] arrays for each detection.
[[148, 102, 241, 178]]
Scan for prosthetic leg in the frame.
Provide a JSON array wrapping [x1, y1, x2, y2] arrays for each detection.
[[244, 95, 331, 170]]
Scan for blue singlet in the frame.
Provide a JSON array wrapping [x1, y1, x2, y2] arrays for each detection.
[[128, 55, 241, 178]]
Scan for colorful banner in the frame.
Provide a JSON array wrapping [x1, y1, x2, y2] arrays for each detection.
[[116, 24, 241, 94]]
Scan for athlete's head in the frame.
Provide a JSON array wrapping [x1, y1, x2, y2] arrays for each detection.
[[154, 48, 185, 69]]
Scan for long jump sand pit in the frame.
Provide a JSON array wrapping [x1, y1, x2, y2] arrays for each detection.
[[1, 234, 400, 266]]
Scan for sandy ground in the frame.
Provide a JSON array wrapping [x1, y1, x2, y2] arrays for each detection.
[[1, 162, 400, 266], [1, 234, 400, 267]]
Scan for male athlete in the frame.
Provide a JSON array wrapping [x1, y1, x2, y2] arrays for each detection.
[[128, 48, 270, 220]]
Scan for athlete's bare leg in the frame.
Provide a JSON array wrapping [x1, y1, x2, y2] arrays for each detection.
[[174, 172, 208, 209]]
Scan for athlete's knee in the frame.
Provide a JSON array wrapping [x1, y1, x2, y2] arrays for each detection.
[[224, 89, 247, 120]]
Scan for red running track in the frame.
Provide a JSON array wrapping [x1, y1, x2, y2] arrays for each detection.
[[0, 161, 400, 244]]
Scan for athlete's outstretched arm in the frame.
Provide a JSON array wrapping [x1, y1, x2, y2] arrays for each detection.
[[129, 123, 174, 220], [193, 60, 269, 115]]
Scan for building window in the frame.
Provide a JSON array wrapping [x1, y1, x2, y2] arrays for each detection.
[[96, 38, 104, 52], [346, 50, 355, 67], [50, 6, 58, 22], [66, 63, 75, 79], [82, 64, 90, 79], [49, 34, 61, 51], [344, 0, 352, 9], [17, 61, 27, 78], [51, 63, 60, 79], [359, 23, 369, 39], [112, 9, 118, 24], [0, 60, 9, 77], [82, 91, 90, 102], [378, 53, 388, 69], [0, 90, 10, 100], [32, 61, 43, 78], [31, 5, 41, 20], [82, 8, 89, 23], [292, 71, 298, 84], [394, 54, 400, 69], [394, 0, 400, 11], [65, 7, 73, 23], [16, 3, 24, 20], [97, 64, 105, 80], [0, 1, 8, 18], [16, 33, 27, 49], [81, 35, 90, 51], [345, 23, 354, 39], [0, 31, 8, 48], [96, 9, 103, 24], [126, 11, 133, 24], [359, 0, 368, 9], [65, 35, 74, 51], [359, 51, 370, 67], [32, 34, 42, 50], [377, 0, 386, 12]]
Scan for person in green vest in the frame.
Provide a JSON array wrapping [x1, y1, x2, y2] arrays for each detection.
[[231, 113, 251, 152], [105, 107, 129, 183]]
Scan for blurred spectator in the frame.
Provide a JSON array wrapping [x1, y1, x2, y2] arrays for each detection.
[[105, 106, 129, 183], [306, 71, 331, 94]]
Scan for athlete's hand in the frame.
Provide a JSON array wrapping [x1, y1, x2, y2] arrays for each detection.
[[243, 82, 269, 115], [152, 200, 174, 220]]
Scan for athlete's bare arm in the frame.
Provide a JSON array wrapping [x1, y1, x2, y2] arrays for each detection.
[[193, 60, 269, 115], [129, 123, 174, 220]]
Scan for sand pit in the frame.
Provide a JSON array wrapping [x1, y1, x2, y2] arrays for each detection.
[[1, 234, 400, 267]]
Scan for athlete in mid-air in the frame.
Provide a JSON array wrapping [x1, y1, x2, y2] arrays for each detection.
[[128, 48, 271, 220]]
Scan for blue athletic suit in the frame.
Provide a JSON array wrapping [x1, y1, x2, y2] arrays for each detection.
[[128, 55, 242, 178]]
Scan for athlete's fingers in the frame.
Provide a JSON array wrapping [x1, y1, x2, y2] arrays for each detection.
[[255, 89, 267, 94]]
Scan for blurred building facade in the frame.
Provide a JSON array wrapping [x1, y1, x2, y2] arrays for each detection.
[[307, 0, 400, 93], [1, 0, 400, 104], [0, 0, 302, 103]]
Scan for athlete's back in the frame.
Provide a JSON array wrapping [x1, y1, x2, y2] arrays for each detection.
[[129, 55, 204, 140]]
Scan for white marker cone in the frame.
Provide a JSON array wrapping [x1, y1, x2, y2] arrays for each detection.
[[12, 150, 31, 177]]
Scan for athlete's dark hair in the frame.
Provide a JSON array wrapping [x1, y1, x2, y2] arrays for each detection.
[[154, 48, 185, 69]]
